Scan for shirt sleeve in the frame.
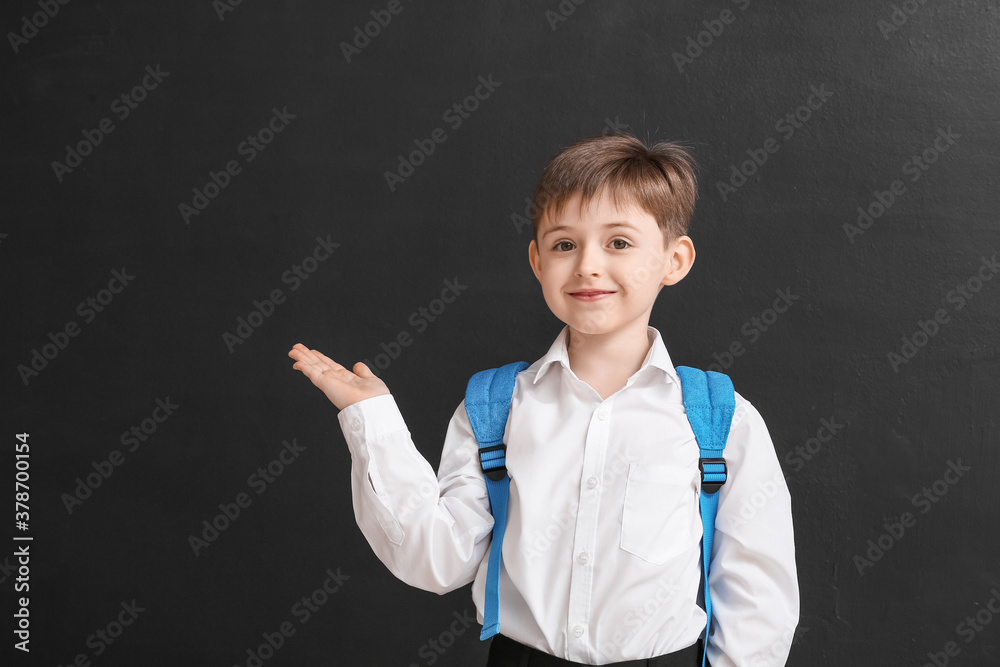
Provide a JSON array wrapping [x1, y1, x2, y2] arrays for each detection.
[[706, 394, 800, 667], [337, 393, 495, 595]]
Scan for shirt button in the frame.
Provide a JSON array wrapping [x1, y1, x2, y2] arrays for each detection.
[[351, 418, 362, 432], [572, 625, 585, 638], [596, 408, 607, 420], [587, 476, 599, 489], [578, 551, 589, 564]]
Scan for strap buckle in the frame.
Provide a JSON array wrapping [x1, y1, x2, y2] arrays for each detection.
[[699, 457, 727, 494], [479, 444, 508, 482]]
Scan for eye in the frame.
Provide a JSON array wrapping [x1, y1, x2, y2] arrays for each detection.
[[610, 238, 630, 250], [554, 241, 575, 252]]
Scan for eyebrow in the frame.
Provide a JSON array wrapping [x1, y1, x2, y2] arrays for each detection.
[[541, 221, 642, 238]]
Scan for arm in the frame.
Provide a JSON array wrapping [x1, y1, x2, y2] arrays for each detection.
[[288, 344, 494, 594], [707, 395, 800, 667]]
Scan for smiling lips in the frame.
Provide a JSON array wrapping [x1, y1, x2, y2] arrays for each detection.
[[569, 289, 616, 301]]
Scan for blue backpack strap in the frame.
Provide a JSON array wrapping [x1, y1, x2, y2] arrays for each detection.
[[675, 366, 736, 667], [464, 361, 529, 641]]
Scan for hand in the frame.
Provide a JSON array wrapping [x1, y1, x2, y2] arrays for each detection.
[[288, 343, 389, 410]]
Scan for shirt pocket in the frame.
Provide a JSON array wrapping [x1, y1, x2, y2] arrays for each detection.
[[620, 463, 700, 565]]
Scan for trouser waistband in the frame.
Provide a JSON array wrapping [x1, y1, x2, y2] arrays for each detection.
[[486, 634, 705, 667]]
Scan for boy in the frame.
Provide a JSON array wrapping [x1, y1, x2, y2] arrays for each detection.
[[288, 133, 798, 666]]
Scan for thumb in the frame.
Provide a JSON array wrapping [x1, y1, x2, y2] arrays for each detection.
[[353, 361, 376, 378]]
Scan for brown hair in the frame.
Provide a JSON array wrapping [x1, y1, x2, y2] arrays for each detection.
[[530, 133, 699, 243]]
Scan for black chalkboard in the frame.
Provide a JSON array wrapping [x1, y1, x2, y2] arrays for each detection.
[[3, 0, 999, 665]]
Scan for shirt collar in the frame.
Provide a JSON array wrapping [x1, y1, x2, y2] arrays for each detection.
[[532, 325, 680, 387]]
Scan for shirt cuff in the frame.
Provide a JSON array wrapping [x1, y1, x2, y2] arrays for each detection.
[[337, 394, 409, 453]]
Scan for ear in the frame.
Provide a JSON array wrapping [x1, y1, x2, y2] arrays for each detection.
[[661, 235, 695, 286], [528, 238, 543, 282]]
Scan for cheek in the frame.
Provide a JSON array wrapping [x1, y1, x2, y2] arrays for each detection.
[[624, 263, 661, 292], [540, 264, 567, 290], [535, 273, 558, 298], [545, 281, 566, 301]]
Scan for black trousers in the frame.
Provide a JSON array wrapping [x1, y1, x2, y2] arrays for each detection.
[[486, 634, 706, 667]]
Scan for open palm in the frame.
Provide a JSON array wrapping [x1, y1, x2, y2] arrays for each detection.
[[288, 343, 389, 410]]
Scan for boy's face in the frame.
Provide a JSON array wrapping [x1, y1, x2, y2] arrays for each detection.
[[528, 190, 694, 339]]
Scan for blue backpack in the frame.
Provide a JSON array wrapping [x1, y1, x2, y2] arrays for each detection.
[[464, 362, 735, 667]]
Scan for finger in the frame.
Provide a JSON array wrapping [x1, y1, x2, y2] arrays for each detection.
[[290, 345, 339, 372], [288, 344, 321, 364], [289, 347, 332, 374], [353, 361, 375, 378], [309, 349, 349, 373]]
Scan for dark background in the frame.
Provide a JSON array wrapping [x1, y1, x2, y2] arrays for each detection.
[[3, 0, 999, 665]]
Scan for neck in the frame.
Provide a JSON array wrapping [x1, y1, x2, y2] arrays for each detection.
[[565, 321, 653, 398]]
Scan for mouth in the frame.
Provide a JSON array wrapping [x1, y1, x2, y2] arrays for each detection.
[[569, 290, 616, 301]]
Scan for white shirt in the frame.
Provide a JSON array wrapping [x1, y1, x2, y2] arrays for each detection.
[[338, 326, 798, 666]]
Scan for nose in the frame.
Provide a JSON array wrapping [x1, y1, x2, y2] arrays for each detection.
[[574, 243, 603, 278]]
